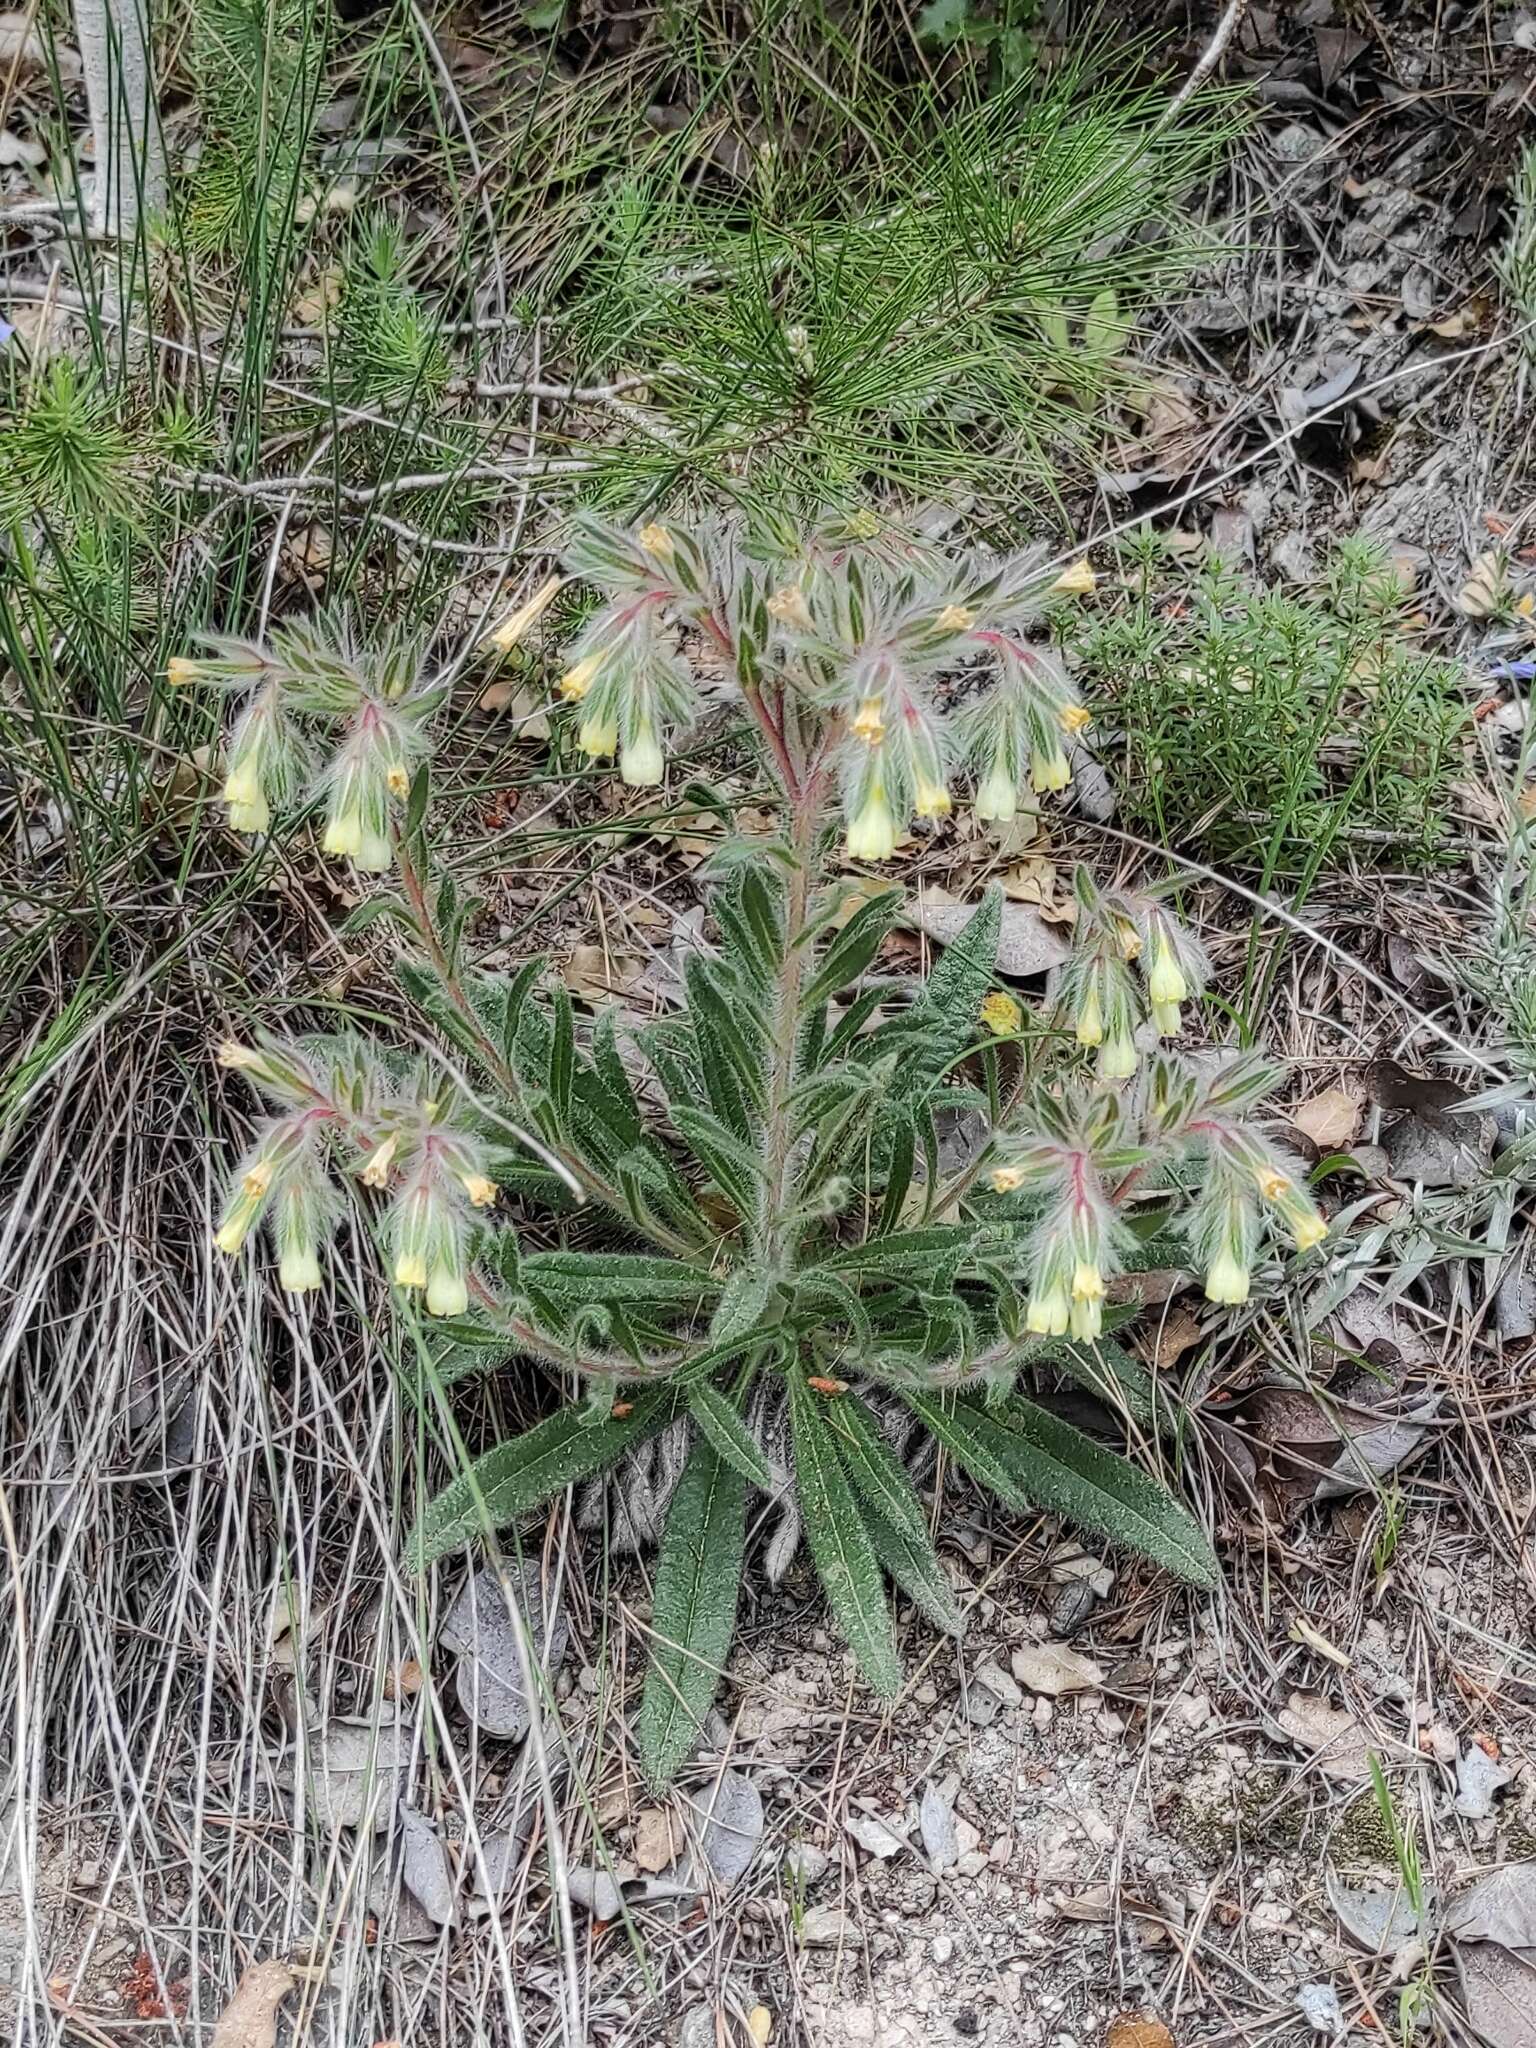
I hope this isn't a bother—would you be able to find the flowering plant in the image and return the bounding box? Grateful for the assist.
[186,511,1331,1787]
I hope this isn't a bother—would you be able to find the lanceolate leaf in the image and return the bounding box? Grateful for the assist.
[409,1391,669,1568]
[800,888,902,1013]
[902,1390,1031,1510]
[638,1438,748,1789]
[789,1376,900,1698]
[686,1382,774,1489]
[825,1394,930,1548]
[860,1501,964,1637]
[518,1251,720,1310]
[991,1397,1218,1587]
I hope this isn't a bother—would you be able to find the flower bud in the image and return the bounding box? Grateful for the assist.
[461,1173,498,1208]
[213,1191,262,1255]
[845,782,897,862]
[1204,1247,1250,1305]
[1052,560,1096,596]
[395,1251,428,1288]
[1151,998,1182,1037]
[1074,985,1104,1048]
[1060,702,1092,734]
[1289,1209,1328,1251]
[620,721,665,787]
[1148,937,1188,1007]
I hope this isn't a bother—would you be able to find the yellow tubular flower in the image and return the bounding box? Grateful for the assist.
[980,992,1022,1036]
[1052,560,1096,596]
[1070,1295,1103,1339]
[462,1173,498,1208]
[488,574,561,653]
[1148,938,1188,1006]
[845,782,897,862]
[989,1165,1025,1193]
[637,523,673,557]
[1060,702,1092,734]
[361,1136,398,1190]
[974,761,1017,823]
[766,585,813,631]
[426,1265,469,1318]
[1204,1247,1250,1305]
[223,760,269,831]
[166,656,202,686]
[1101,1034,1138,1082]
[1071,1262,1105,1302]
[1152,998,1182,1037]
[323,812,362,858]
[936,604,975,632]
[1074,985,1104,1048]
[1288,1207,1328,1252]
[279,1245,323,1292]
[217,1041,261,1071]
[1026,1286,1071,1336]
[386,763,410,797]
[914,777,952,819]
[578,713,619,758]
[620,723,665,787]
[395,1251,428,1289]
[1255,1165,1290,1202]
[558,652,605,702]
[214,1211,254,1255]
[851,696,886,744]
[1115,919,1142,960]
[242,1158,274,1197]
[1031,747,1071,794]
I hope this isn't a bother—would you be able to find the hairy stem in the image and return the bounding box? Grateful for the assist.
[757,766,827,1266]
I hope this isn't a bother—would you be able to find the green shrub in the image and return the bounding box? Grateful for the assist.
[1075,536,1468,876]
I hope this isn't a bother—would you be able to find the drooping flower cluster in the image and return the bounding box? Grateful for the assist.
[169,615,443,871]
[524,509,1096,854]
[211,1035,498,1314]
[1056,869,1211,1079]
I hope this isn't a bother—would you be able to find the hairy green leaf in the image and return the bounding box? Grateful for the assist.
[410,1391,669,1567]
[825,1394,930,1548]
[686,1382,774,1488]
[789,1377,900,1697]
[518,1250,720,1309]
[638,1438,747,1788]
[861,1500,964,1636]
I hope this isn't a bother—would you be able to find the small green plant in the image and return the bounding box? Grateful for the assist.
[1496,139,1536,362]
[1075,536,1468,875]
[185,511,1335,1788]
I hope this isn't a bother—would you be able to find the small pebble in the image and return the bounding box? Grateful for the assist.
[933,1934,955,1964]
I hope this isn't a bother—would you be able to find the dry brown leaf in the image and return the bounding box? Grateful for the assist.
[1011,1642,1104,1696]
[1150,1305,1203,1371]
[383,1659,423,1700]
[1107,2019,1175,2048]
[1277,1692,1373,1781]
[562,944,637,1003]
[631,1807,679,1874]
[211,1961,317,2048]
[747,2008,774,2046]
[1292,1086,1362,1150]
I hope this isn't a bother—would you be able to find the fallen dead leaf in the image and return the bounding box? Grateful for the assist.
[1447,1863,1536,1949]
[1106,2019,1174,2048]
[908,894,1069,979]
[212,1961,319,2048]
[1011,1642,1105,1696]
[1278,1692,1374,1782]
[1150,1304,1203,1371]
[1292,1086,1362,1150]
[631,1807,679,1874]
[1457,1942,1536,2048]
[562,943,638,1003]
